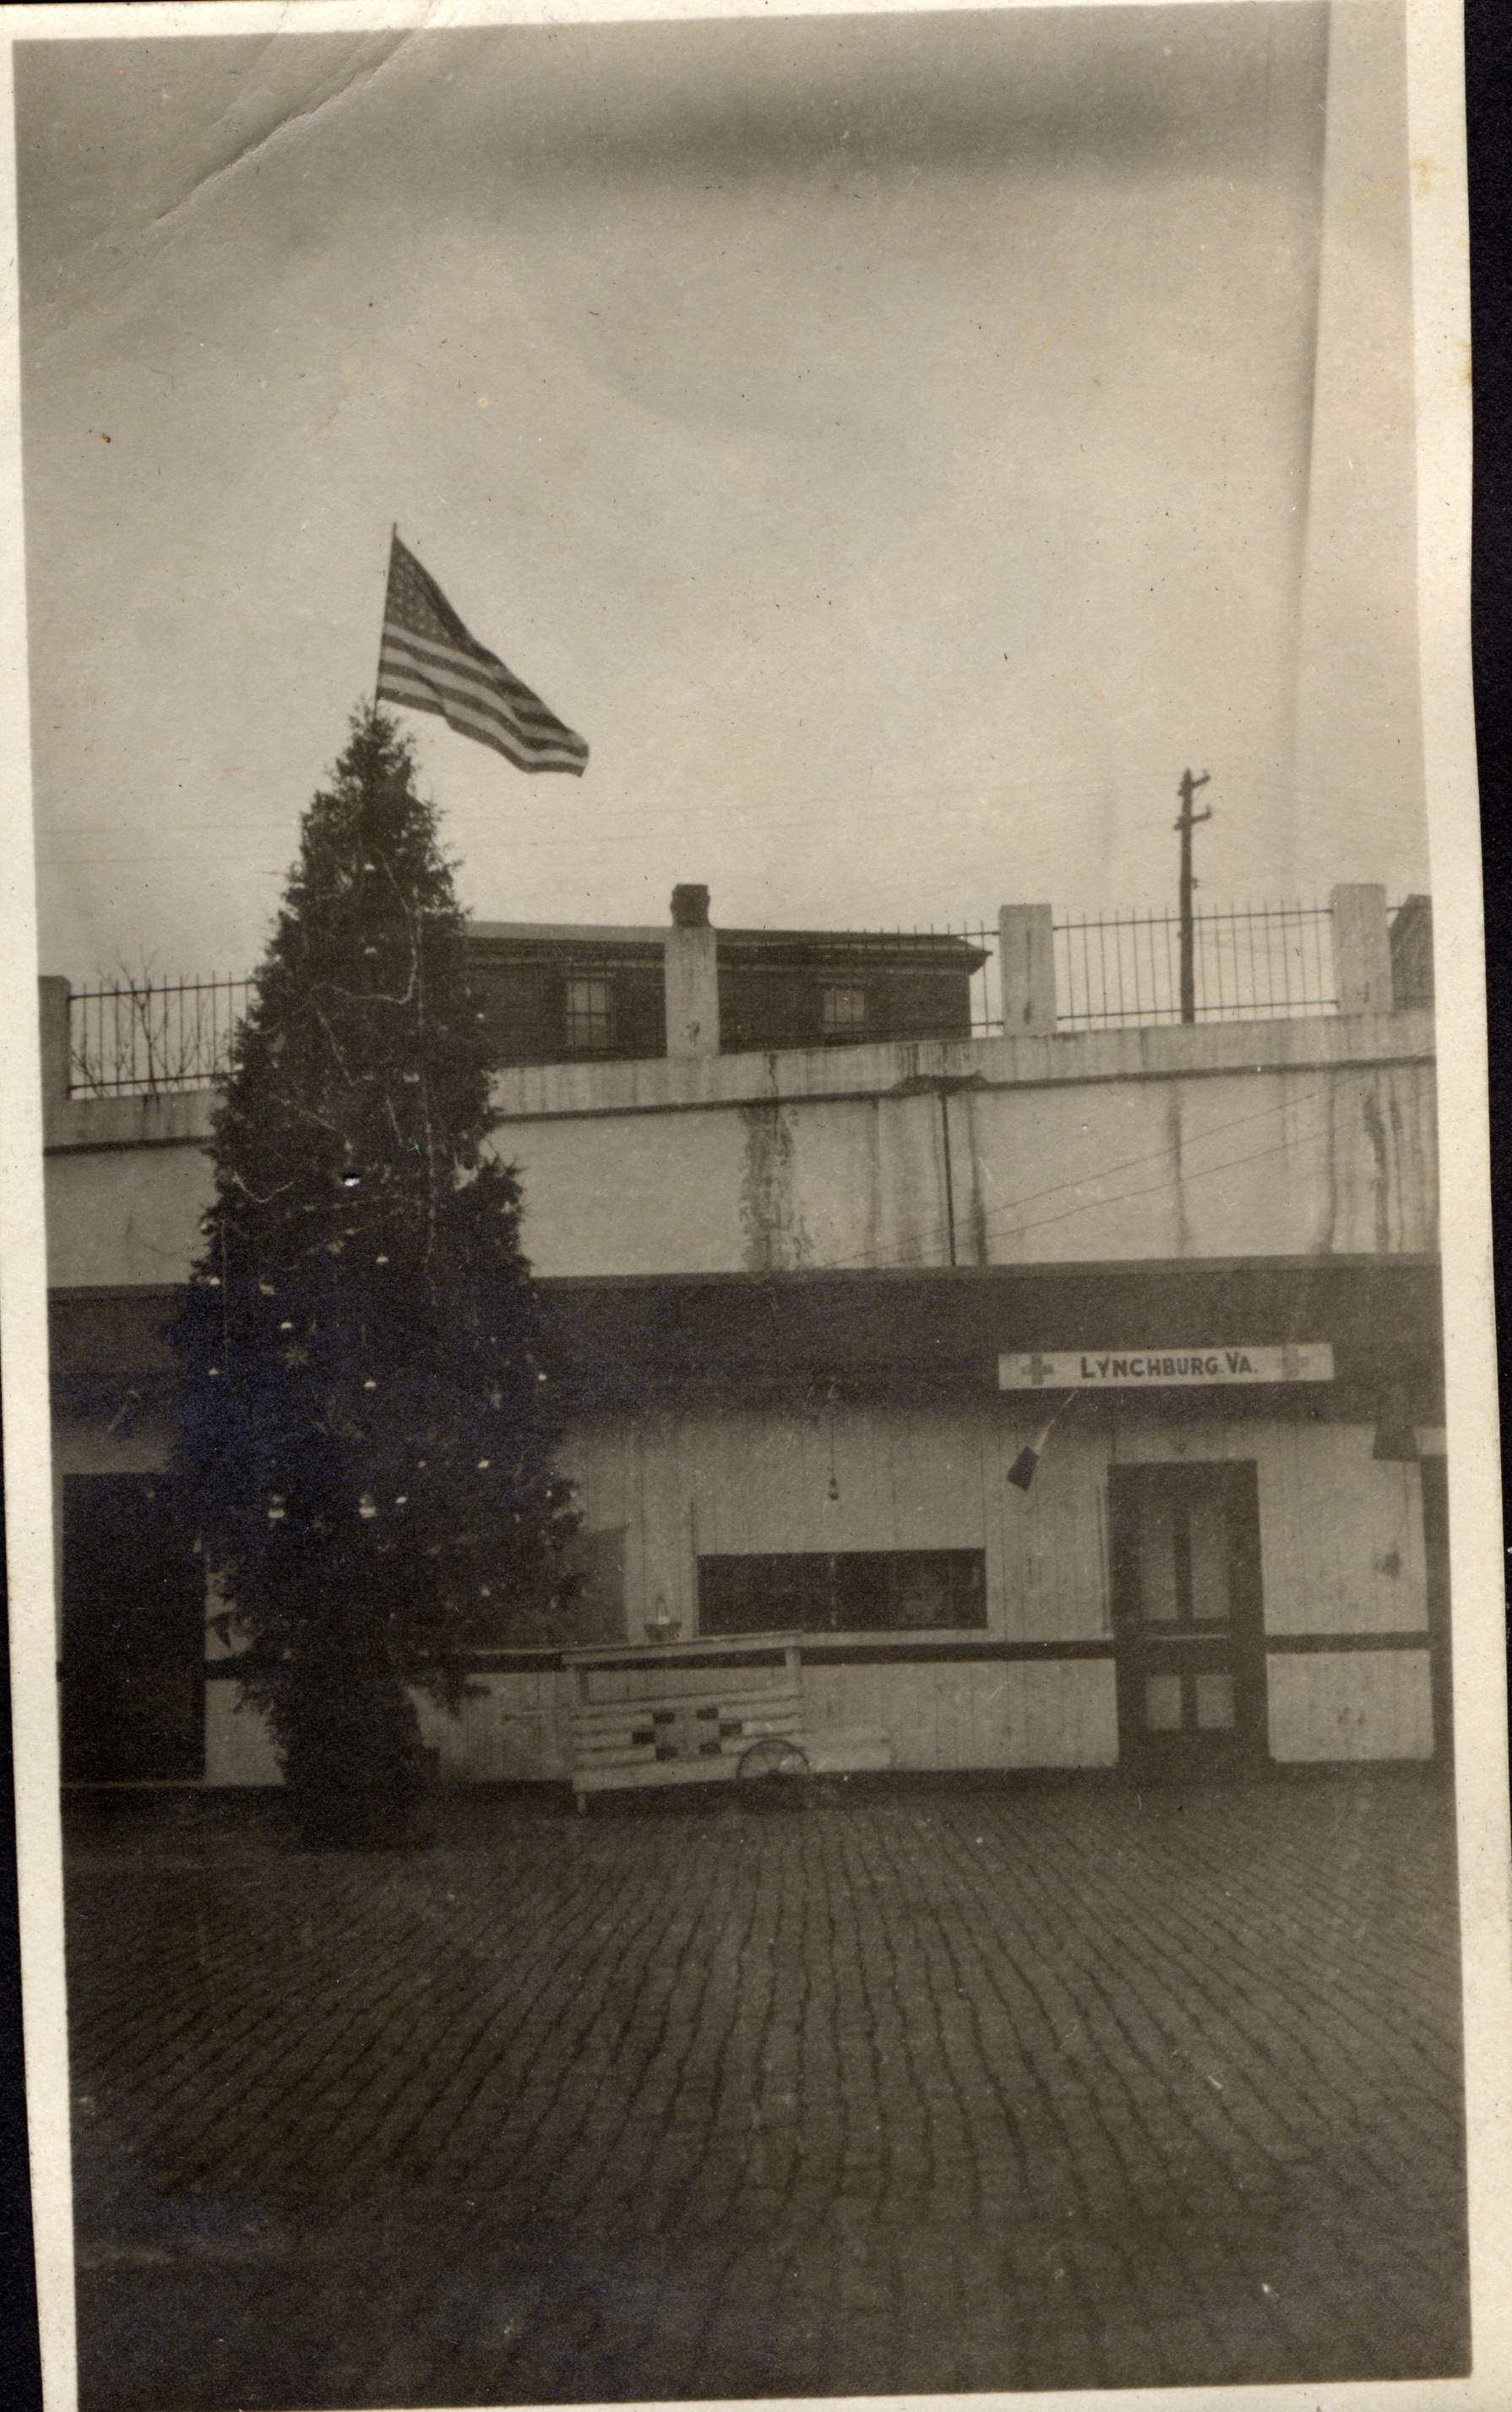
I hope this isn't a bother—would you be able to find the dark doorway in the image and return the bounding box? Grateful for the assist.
[61,1474,204,1783]
[1108,1462,1265,1780]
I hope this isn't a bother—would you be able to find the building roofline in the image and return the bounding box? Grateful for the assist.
[470,922,666,947]
[468,920,984,955]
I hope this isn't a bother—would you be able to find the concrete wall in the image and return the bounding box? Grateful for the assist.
[46,1008,1437,1289]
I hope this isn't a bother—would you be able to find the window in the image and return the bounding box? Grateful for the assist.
[699,1549,986,1636]
[821,984,868,1039]
[564,975,614,1053]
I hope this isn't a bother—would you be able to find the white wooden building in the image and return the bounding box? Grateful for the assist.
[43,883,1447,1791]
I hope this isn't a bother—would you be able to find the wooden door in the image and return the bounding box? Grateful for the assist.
[1108,1462,1265,1780]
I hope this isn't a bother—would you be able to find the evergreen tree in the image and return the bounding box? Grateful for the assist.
[171,708,576,1843]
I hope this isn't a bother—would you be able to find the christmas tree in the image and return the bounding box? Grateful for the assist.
[170,707,577,1843]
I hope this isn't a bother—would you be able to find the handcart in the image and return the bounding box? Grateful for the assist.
[568,1635,811,1810]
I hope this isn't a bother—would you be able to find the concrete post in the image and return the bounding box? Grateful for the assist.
[997,904,1058,1035]
[38,976,71,1106]
[1330,884,1392,1014]
[664,885,721,1058]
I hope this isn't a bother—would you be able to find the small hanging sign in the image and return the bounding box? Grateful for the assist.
[998,1342,1335,1391]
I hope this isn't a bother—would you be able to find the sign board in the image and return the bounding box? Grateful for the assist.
[998,1343,1335,1391]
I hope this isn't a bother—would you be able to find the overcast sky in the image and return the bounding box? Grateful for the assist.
[17,3,1423,985]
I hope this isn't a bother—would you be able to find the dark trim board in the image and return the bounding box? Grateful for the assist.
[44,1132,209,1157]
[204,1631,1437,1678]
[798,1637,1114,1667]
[1264,1631,1434,1652]
[204,1637,1118,1678]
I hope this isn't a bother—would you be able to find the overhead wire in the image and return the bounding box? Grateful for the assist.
[809,1088,1334,1273]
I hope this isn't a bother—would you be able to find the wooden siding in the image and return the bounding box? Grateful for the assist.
[70,1391,1439,1787]
[560,1403,1432,1651]
[1001,1661,1119,1767]
[798,1658,1117,1771]
[1265,1649,1434,1761]
[561,1403,1008,1640]
[415,1672,574,1783]
[1109,1412,1429,1635]
[408,1656,1118,1781]
[204,1684,283,1785]
[210,1644,1439,1786]
[202,1672,576,1789]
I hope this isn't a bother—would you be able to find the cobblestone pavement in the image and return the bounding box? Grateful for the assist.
[66,1772,1467,2408]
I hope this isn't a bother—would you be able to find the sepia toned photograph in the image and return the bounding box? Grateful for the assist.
[2,2,1504,2407]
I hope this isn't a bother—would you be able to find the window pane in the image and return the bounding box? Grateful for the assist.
[1145,1673,1183,1732]
[565,976,613,1051]
[1187,1500,1232,1624]
[1194,1670,1236,1729]
[1135,1496,1181,1624]
[893,1552,963,1629]
[699,1554,829,1636]
[832,1554,891,1629]
[699,1549,986,1636]
[821,985,867,1033]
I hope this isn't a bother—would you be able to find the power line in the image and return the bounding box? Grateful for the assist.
[851,1117,1336,1273]
[812,1088,1326,1273]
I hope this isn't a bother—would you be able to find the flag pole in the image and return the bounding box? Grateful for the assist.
[1006,1387,1081,1492]
[376,523,397,702]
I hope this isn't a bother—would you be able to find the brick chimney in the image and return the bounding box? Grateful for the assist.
[664,885,720,1057]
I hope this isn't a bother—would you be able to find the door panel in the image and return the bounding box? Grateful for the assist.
[1109,1462,1265,1780]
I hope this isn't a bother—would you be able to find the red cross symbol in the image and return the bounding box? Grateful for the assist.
[1027,1354,1054,1386]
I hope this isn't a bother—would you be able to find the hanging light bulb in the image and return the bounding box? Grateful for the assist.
[828,1471,840,1504]
[267,1495,286,1525]
[358,1494,378,1521]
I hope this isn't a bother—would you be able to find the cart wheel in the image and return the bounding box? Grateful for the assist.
[737,1736,810,1795]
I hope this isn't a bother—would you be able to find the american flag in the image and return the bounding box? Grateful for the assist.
[377,533,589,775]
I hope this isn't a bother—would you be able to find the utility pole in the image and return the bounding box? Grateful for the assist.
[1174,768,1212,1024]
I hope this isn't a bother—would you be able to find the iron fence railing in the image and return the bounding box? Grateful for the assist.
[1051,903,1336,1030]
[69,976,253,1097]
[66,898,1379,1091]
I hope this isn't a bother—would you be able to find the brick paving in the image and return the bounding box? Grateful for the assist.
[65,1772,1467,2408]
